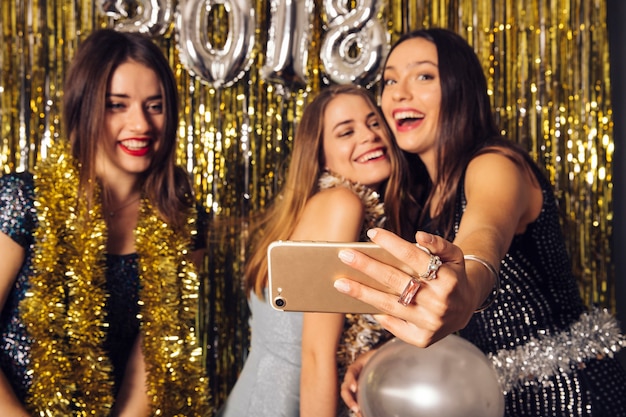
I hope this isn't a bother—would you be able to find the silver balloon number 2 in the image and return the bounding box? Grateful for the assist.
[99,0,388,89]
[177,0,256,88]
[99,0,175,36]
[320,0,388,87]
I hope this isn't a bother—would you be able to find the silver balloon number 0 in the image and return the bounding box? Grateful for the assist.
[320,0,388,87]
[177,0,256,88]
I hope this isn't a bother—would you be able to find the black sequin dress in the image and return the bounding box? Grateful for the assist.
[441,164,626,416]
[0,172,205,404]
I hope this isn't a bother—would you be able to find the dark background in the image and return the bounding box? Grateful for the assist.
[607,0,626,366]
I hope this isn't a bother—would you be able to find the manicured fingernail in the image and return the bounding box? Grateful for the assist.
[338,249,355,263]
[417,230,433,243]
[366,228,378,239]
[334,279,351,293]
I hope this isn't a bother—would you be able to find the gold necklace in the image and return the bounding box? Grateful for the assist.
[106,195,141,217]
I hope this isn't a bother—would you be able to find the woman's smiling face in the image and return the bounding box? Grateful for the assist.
[381,37,442,162]
[321,93,392,190]
[96,59,165,183]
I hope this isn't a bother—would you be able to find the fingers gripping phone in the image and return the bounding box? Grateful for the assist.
[267,240,415,314]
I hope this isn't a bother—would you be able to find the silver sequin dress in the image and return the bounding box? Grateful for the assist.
[217,171,390,417]
[445,164,626,416]
[216,289,303,417]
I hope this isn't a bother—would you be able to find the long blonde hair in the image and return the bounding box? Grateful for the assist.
[244,84,409,298]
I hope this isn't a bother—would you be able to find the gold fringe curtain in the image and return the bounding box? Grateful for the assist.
[0,0,613,409]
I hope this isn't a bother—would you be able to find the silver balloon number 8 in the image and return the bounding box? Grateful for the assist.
[98,0,388,90]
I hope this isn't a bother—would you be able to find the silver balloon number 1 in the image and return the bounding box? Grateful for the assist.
[261,0,314,93]
[99,0,388,89]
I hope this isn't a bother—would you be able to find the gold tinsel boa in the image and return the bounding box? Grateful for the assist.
[317,170,386,239]
[19,142,210,416]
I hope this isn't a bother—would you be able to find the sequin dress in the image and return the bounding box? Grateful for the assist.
[444,164,626,416]
[217,171,390,417]
[0,172,205,404]
[216,289,304,417]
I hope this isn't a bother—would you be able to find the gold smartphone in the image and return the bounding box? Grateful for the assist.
[267,240,415,314]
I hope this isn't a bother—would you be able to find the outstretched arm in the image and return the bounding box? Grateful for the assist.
[334,153,542,347]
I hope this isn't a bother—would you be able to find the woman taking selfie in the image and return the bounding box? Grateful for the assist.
[336,28,626,416]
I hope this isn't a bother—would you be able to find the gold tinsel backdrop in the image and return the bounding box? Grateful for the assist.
[0,0,613,409]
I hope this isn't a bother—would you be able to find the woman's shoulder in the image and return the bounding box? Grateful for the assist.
[0,171,34,187]
[307,186,366,213]
[292,187,366,241]
[466,147,535,181]
[0,171,35,203]
[0,171,36,248]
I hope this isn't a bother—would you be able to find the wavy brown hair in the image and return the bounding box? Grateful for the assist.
[244,84,412,298]
[63,29,193,234]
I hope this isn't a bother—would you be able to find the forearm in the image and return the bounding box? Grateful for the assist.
[0,370,29,416]
[300,354,339,417]
[300,312,343,417]
[451,226,504,311]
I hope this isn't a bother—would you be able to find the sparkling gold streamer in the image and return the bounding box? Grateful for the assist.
[21,141,210,415]
[23,142,113,415]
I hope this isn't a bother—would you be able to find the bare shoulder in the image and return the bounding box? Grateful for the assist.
[291,187,366,241]
[306,186,365,212]
[0,232,25,310]
[466,151,525,176]
[463,149,542,232]
[465,150,537,192]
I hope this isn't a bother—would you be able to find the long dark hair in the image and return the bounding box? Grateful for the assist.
[63,29,193,233]
[384,28,535,238]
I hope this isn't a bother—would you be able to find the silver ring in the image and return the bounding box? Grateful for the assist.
[397,245,443,306]
[419,254,442,281]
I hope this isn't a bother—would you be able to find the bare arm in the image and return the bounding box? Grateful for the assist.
[334,152,543,347]
[300,312,344,417]
[294,188,365,417]
[0,232,30,416]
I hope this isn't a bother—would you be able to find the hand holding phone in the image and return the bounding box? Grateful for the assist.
[267,240,415,313]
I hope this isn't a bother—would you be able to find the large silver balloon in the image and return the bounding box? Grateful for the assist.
[261,0,314,94]
[176,0,255,88]
[357,336,505,417]
[99,0,174,36]
[320,0,388,87]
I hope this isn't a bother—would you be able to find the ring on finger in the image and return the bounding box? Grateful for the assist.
[398,277,421,306]
[419,254,442,281]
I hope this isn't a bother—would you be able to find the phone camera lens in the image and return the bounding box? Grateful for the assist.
[274,297,286,308]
